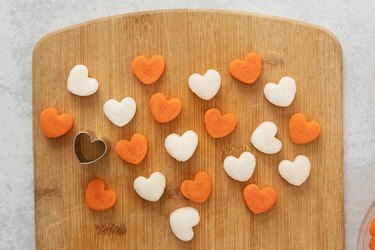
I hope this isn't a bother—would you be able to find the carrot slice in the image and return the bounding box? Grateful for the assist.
[116,133,148,164]
[229,52,262,84]
[370,236,375,250]
[180,171,212,203]
[40,107,73,138]
[149,92,182,123]
[85,178,116,211]
[243,184,276,214]
[204,108,236,138]
[371,218,375,250]
[289,113,321,144]
[371,217,375,236]
[132,55,165,84]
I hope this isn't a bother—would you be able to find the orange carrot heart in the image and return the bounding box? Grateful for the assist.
[150,92,182,123]
[180,171,212,203]
[229,52,262,84]
[204,108,237,138]
[370,217,375,236]
[370,236,375,250]
[243,184,276,214]
[85,178,116,211]
[371,218,375,250]
[40,107,73,138]
[132,55,165,84]
[116,133,148,164]
[289,113,321,144]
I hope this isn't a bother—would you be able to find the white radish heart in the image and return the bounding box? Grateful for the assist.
[278,155,311,186]
[103,97,136,127]
[251,121,282,154]
[223,152,256,182]
[188,69,221,100]
[165,130,198,162]
[67,65,99,96]
[264,76,296,107]
[170,207,200,241]
[133,172,166,202]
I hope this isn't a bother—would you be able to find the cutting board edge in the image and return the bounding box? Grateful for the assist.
[31,9,342,60]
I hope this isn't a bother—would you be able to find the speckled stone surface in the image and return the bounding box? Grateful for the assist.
[1,1,374,249]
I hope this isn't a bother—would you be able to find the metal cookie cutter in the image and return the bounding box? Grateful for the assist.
[73,131,111,165]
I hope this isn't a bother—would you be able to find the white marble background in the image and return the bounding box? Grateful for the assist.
[0,0,374,249]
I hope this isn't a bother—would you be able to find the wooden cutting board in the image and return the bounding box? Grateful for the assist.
[32,10,344,249]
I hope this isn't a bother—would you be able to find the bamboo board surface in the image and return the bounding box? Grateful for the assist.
[32,10,344,249]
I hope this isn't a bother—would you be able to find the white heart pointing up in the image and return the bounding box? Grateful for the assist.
[188,69,221,100]
[223,152,256,182]
[251,121,282,154]
[133,172,166,202]
[170,207,200,241]
[165,130,198,162]
[264,76,296,107]
[103,97,136,127]
[67,64,99,96]
[278,155,311,186]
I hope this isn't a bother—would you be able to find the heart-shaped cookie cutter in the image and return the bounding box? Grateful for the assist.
[73,131,110,165]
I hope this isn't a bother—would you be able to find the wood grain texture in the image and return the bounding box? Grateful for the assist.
[32,10,343,249]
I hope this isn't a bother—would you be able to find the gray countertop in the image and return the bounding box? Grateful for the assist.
[1,1,374,249]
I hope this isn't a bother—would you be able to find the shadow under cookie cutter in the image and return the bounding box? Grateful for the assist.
[73,130,111,165]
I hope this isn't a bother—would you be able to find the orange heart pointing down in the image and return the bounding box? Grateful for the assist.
[181,171,213,203]
[40,107,73,138]
[229,52,262,84]
[149,92,182,123]
[116,133,148,164]
[204,108,237,138]
[289,113,321,144]
[243,184,276,214]
[85,178,117,211]
[132,55,165,84]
